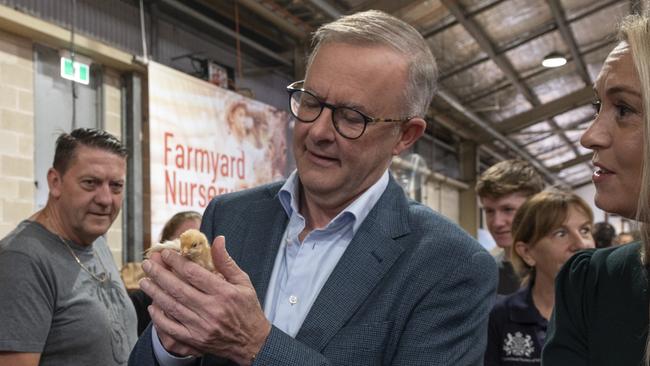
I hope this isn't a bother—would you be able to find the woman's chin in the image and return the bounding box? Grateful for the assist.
[595,197,638,220]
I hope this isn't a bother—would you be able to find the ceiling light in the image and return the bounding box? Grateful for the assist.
[542,52,567,68]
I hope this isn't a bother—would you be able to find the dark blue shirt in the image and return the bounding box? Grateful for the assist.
[485,285,548,366]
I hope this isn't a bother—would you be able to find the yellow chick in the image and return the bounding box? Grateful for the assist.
[145,229,214,272]
[179,229,214,272]
[145,239,180,257]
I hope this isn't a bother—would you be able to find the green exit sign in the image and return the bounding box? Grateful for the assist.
[60,57,90,85]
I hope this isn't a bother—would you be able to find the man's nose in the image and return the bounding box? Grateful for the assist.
[493,212,507,227]
[94,184,112,206]
[308,106,336,141]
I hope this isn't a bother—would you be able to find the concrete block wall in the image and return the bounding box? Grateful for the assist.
[0,29,127,269]
[0,29,34,239]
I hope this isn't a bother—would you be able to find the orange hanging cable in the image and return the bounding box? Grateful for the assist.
[234,0,243,83]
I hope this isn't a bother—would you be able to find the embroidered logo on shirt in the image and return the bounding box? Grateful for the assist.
[503,331,535,357]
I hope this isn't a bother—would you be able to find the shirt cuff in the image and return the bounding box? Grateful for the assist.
[152,326,198,366]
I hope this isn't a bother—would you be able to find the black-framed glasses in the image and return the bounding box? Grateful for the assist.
[286,80,413,140]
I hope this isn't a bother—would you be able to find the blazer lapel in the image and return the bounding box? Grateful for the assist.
[295,178,410,350]
[234,186,288,305]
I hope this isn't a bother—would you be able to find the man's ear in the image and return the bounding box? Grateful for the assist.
[47,168,63,199]
[514,241,536,267]
[392,117,426,156]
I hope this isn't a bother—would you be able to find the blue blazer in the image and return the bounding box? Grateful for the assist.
[129,177,497,365]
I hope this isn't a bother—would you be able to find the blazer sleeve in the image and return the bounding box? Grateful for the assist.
[128,324,160,366]
[541,250,594,366]
[251,326,331,365]
[391,249,498,365]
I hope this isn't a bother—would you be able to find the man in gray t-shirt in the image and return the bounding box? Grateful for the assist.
[0,128,137,366]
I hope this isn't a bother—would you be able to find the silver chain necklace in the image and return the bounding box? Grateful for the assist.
[57,235,109,283]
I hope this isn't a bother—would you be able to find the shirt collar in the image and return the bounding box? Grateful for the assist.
[278,169,390,235]
[507,284,548,326]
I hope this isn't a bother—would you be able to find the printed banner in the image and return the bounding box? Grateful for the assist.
[148,62,289,244]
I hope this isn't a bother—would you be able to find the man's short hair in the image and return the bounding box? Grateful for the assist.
[306,10,438,118]
[593,222,616,249]
[53,128,127,174]
[476,159,545,199]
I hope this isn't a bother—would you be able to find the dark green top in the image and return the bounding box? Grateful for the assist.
[542,242,649,366]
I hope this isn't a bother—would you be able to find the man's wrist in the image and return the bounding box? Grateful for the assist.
[152,326,198,366]
[240,320,271,366]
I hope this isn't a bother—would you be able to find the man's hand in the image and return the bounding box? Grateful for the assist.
[141,236,272,365]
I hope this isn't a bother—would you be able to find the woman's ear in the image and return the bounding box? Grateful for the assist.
[514,241,536,267]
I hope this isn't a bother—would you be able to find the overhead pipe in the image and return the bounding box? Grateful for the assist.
[160,0,292,67]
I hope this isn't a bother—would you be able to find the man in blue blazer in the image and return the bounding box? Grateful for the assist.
[131,9,497,366]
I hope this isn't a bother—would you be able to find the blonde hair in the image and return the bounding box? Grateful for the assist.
[510,190,593,285]
[618,13,650,365]
[306,10,437,118]
[619,15,650,261]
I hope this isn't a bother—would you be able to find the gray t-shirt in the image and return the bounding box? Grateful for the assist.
[0,220,137,365]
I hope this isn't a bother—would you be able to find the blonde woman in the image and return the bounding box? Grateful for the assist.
[485,190,594,365]
[542,13,650,365]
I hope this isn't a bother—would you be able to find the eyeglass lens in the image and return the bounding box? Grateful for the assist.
[290,90,367,139]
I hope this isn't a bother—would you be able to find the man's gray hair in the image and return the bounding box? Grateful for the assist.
[306,10,438,118]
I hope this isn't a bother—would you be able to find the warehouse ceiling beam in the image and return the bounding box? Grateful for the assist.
[428,107,510,164]
[437,88,566,186]
[160,0,293,67]
[0,4,143,72]
[216,0,312,41]
[429,108,483,141]
[442,0,580,173]
[421,0,506,39]
[439,21,557,81]
[547,0,591,85]
[571,177,595,189]
[441,0,537,104]
[439,0,620,82]
[464,37,615,105]
[305,0,342,19]
[549,153,592,173]
[352,0,422,15]
[492,86,594,136]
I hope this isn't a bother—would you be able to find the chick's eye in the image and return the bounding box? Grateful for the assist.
[192,242,198,248]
